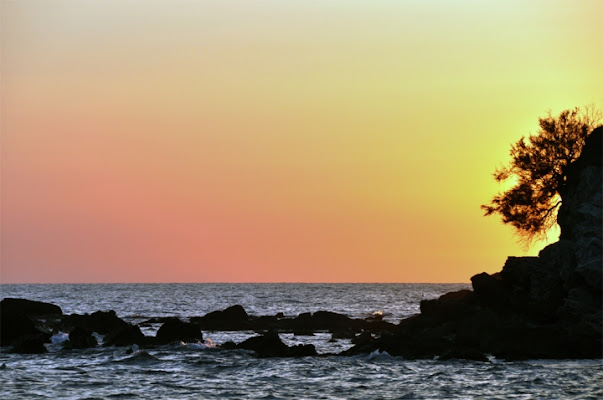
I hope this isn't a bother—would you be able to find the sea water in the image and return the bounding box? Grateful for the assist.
[1,283,601,399]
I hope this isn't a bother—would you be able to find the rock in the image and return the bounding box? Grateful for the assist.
[1,298,62,317]
[233,331,317,357]
[420,290,477,317]
[0,313,45,346]
[103,324,145,347]
[155,318,203,344]
[330,328,357,340]
[470,273,508,309]
[293,328,314,336]
[288,344,318,357]
[0,298,59,347]
[66,327,97,349]
[347,125,603,360]
[63,310,128,335]
[10,335,48,354]
[237,331,289,357]
[192,305,249,330]
[351,332,373,346]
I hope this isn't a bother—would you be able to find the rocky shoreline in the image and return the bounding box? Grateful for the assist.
[2,128,601,361]
[1,297,396,358]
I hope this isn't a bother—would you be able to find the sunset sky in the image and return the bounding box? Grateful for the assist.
[2,0,602,283]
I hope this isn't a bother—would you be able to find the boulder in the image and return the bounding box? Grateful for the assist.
[1,298,62,317]
[103,324,145,347]
[155,318,203,344]
[0,313,45,346]
[237,331,289,357]
[192,305,249,330]
[63,310,128,334]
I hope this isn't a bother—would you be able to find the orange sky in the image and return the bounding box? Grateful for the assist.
[1,1,602,283]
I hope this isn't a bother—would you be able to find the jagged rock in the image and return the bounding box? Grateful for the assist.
[155,318,203,344]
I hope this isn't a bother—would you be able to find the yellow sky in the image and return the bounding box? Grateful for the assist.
[1,0,602,283]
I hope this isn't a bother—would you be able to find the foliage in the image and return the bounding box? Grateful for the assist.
[482,106,601,244]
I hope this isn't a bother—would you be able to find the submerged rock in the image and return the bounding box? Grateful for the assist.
[234,331,317,358]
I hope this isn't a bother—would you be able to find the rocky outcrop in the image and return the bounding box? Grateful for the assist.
[155,318,203,344]
[0,298,59,350]
[347,126,603,360]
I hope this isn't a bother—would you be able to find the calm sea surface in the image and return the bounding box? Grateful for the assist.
[1,283,601,399]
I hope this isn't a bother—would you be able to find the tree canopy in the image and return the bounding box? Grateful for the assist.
[482,107,601,244]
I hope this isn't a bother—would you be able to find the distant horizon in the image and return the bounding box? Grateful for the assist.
[2,0,601,284]
[0,280,469,285]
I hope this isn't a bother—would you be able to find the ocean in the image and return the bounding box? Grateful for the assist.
[1,283,601,399]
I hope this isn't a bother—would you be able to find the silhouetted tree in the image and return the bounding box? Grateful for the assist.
[482,106,601,244]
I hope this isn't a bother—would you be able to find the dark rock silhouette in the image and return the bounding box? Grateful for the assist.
[3,136,600,360]
[1,298,62,317]
[62,310,128,335]
[66,327,97,349]
[346,126,603,360]
[0,298,58,347]
[103,324,145,347]
[0,313,45,347]
[155,318,203,344]
[191,306,395,335]
[10,336,48,354]
[235,331,317,357]
[191,305,250,330]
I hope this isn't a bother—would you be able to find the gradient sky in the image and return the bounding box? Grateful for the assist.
[1,0,602,283]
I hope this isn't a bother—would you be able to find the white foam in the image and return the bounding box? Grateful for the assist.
[50,332,69,345]
[367,349,391,360]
